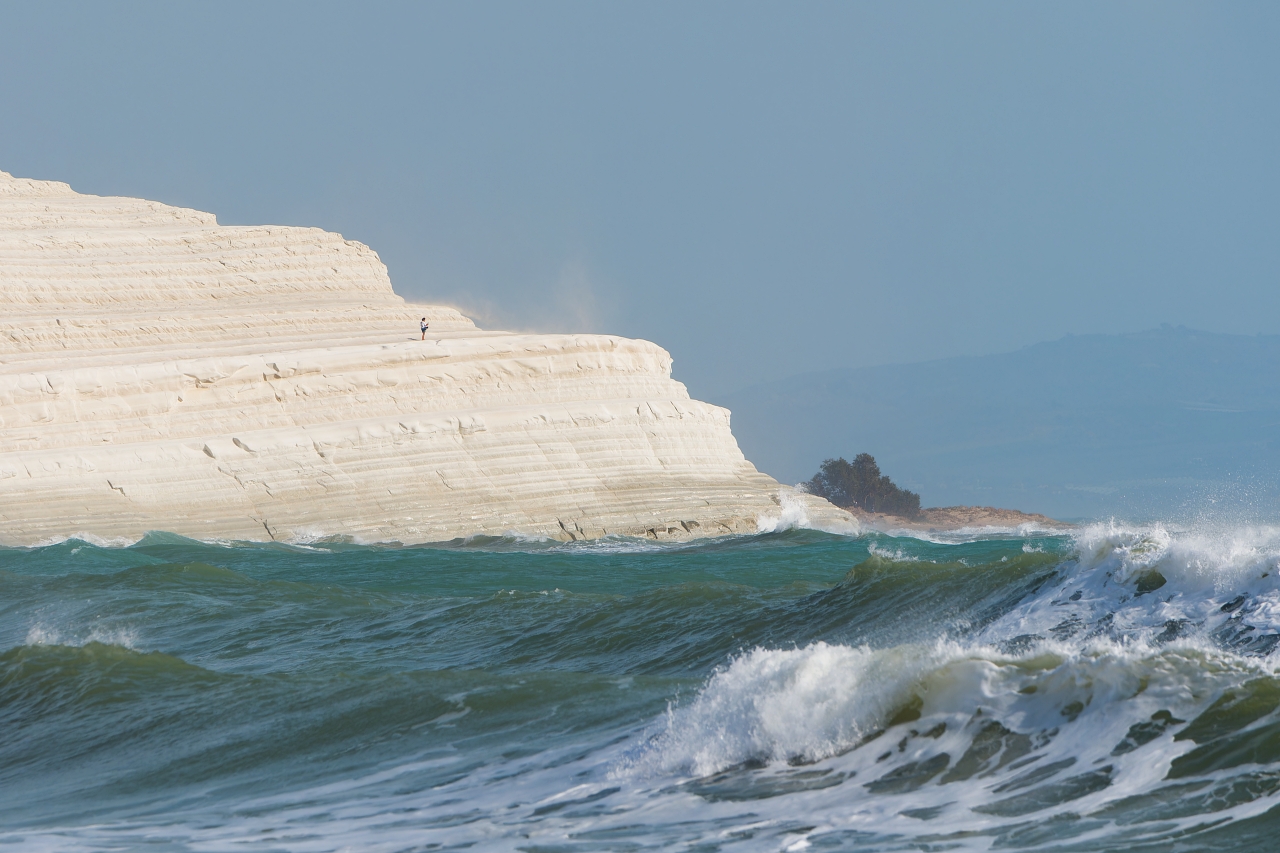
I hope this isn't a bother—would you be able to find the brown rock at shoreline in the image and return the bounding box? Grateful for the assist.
[848,505,1070,533]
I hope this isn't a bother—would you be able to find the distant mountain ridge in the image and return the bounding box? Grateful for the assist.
[718,326,1280,520]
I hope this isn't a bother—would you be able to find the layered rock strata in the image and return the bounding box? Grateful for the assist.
[0,170,850,544]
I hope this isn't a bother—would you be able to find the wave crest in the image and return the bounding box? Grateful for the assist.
[626,641,931,777]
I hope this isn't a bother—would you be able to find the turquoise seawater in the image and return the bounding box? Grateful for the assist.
[6,524,1280,851]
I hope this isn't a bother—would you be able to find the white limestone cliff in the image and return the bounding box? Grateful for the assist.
[0,170,855,545]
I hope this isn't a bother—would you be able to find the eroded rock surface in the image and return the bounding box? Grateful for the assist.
[0,170,850,544]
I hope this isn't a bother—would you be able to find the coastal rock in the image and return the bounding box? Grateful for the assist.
[847,505,1070,535]
[0,170,852,544]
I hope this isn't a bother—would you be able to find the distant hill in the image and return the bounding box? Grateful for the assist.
[717,327,1280,520]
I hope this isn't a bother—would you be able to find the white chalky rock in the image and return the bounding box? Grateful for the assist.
[0,170,853,545]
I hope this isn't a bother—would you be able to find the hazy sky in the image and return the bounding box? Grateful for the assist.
[2,1,1278,399]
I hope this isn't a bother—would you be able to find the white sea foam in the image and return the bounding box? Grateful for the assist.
[1072,519,1280,587]
[972,520,1280,654]
[883,521,1071,545]
[608,634,1274,842]
[27,531,143,549]
[553,535,672,554]
[588,522,1280,846]
[867,542,917,561]
[755,490,813,534]
[25,622,139,649]
[15,521,1280,852]
[624,642,931,777]
[756,489,861,536]
[51,634,1268,853]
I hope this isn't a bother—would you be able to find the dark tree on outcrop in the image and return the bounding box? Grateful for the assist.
[806,453,921,518]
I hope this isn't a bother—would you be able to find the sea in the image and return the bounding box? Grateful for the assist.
[6,518,1280,852]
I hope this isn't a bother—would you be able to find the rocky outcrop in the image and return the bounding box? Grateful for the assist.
[845,505,1069,535]
[0,170,851,544]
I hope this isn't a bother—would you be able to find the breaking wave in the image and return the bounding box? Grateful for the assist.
[7,520,1280,850]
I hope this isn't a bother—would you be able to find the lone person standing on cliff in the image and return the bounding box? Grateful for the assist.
[420,317,429,340]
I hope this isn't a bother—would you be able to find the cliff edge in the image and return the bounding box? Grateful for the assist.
[0,170,851,544]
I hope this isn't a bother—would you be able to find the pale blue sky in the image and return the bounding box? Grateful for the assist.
[2,1,1278,399]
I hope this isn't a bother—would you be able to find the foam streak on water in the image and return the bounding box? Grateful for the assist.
[5,523,1280,851]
